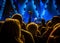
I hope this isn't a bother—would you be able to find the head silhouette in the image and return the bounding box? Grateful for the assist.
[51,16,60,27]
[12,14,22,23]
[26,22,38,36]
[1,18,21,38]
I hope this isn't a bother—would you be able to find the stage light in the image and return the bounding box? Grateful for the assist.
[41,10,46,18]
[40,0,49,18]
[53,0,60,15]
[0,0,6,20]
[10,0,18,14]
[1,0,59,23]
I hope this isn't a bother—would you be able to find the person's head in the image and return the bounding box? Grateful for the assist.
[51,16,60,27]
[12,14,22,23]
[1,18,21,38]
[26,22,38,35]
[52,16,60,22]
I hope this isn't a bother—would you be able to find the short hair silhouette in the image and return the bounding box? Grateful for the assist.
[12,14,22,23]
[51,16,60,27]
[1,18,21,43]
[26,22,38,36]
[12,14,26,30]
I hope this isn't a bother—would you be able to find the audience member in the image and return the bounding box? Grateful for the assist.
[1,18,22,43]
[12,14,26,30]
[26,22,41,43]
[0,14,60,43]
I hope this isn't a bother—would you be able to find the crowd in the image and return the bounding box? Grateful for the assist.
[0,14,60,43]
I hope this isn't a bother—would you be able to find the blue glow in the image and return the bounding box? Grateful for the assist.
[22,0,39,23]
[53,0,60,15]
[10,0,18,13]
[53,0,57,9]
[43,10,53,21]
[41,10,46,18]
[0,0,6,20]
[0,0,60,23]
[40,0,49,18]
[32,0,39,17]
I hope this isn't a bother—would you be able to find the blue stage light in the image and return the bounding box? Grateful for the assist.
[0,0,6,20]
[41,10,45,18]
[0,0,59,23]
[10,0,18,14]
